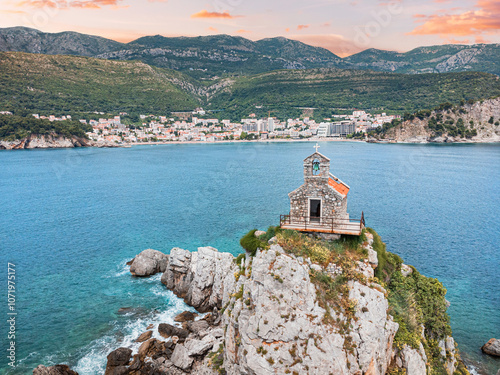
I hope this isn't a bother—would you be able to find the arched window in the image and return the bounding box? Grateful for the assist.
[312,158,320,175]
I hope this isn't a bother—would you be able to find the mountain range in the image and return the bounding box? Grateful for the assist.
[2,51,500,118]
[1,27,500,78]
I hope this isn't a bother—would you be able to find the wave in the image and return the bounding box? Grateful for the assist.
[72,277,194,375]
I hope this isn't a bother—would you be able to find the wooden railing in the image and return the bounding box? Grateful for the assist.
[280,211,365,233]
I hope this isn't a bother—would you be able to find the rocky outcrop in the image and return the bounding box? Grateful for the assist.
[481,338,500,357]
[161,246,235,312]
[104,347,132,375]
[100,313,222,375]
[35,234,468,375]
[371,97,500,143]
[129,249,169,277]
[221,245,397,375]
[0,134,119,150]
[33,365,79,375]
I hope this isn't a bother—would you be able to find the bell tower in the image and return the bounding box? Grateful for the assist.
[303,143,330,179]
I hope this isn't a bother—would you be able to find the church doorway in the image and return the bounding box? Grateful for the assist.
[309,199,321,223]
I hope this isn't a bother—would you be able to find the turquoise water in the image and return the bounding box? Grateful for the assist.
[0,142,498,374]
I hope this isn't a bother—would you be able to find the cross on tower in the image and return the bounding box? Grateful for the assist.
[314,143,320,153]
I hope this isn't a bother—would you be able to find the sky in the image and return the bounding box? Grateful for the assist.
[1,0,499,57]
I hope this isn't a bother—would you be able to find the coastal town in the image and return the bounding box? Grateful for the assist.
[1,109,399,144]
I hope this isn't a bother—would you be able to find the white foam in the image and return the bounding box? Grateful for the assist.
[104,258,131,278]
[73,281,192,375]
[466,364,480,375]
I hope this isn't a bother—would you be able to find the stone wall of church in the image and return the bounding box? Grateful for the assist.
[288,178,348,223]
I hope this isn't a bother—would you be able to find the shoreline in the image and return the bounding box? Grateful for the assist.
[127,138,365,146]
[2,137,500,150]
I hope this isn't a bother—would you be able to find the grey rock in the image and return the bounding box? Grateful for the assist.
[268,236,277,244]
[254,230,266,237]
[482,338,500,357]
[401,264,413,277]
[186,319,210,335]
[171,344,194,370]
[161,246,236,312]
[130,249,169,276]
[400,343,427,375]
[356,260,374,279]
[184,337,214,356]
[310,263,322,272]
[368,248,378,266]
[33,365,79,375]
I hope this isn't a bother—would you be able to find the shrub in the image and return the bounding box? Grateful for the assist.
[240,229,266,256]
[367,228,402,282]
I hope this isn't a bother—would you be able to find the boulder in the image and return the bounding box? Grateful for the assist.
[174,311,198,322]
[254,230,266,237]
[367,247,378,266]
[33,365,79,375]
[130,249,169,277]
[104,347,132,375]
[170,344,193,370]
[184,337,214,356]
[482,338,500,357]
[138,338,156,360]
[185,319,210,336]
[268,236,277,244]
[105,347,132,367]
[158,323,189,339]
[104,366,128,375]
[135,330,153,343]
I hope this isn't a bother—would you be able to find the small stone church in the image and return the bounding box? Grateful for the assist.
[280,145,364,236]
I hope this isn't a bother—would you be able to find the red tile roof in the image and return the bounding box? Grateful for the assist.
[329,177,350,196]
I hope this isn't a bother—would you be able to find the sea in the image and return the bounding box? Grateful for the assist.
[0,141,498,374]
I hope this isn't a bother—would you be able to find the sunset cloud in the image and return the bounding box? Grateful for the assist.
[291,34,365,57]
[191,10,240,19]
[297,24,309,30]
[207,26,218,32]
[17,0,125,9]
[236,29,250,33]
[410,0,500,37]
[0,9,26,13]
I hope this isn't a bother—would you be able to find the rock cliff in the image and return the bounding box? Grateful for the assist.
[34,228,470,375]
[371,97,500,143]
[0,133,119,149]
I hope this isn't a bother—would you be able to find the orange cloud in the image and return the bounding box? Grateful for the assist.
[0,9,26,13]
[446,37,470,44]
[207,26,218,32]
[191,10,240,19]
[297,24,309,30]
[285,28,290,32]
[291,34,365,57]
[410,0,500,37]
[236,29,250,33]
[17,0,125,9]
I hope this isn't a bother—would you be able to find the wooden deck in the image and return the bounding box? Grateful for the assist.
[280,213,365,236]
